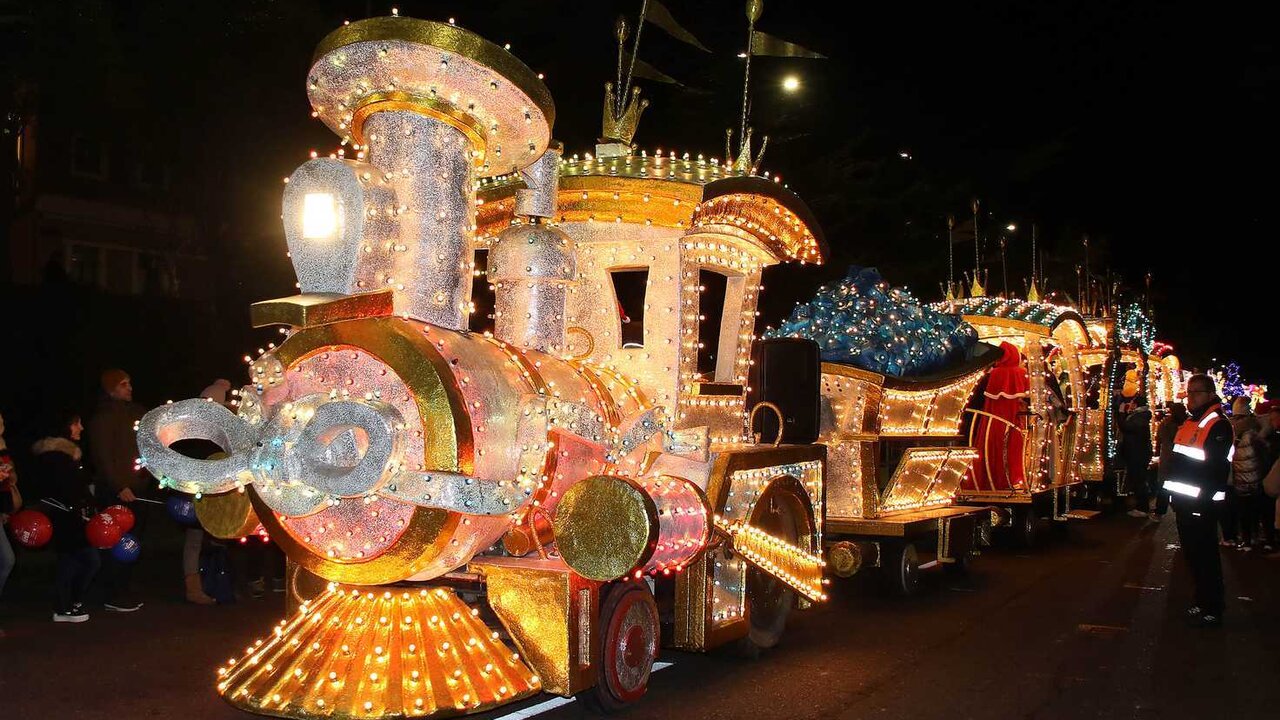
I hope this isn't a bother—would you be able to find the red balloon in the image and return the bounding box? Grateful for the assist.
[8,509,53,549]
[103,504,136,534]
[86,512,124,549]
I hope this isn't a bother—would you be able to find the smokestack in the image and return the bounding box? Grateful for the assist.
[281,16,554,330]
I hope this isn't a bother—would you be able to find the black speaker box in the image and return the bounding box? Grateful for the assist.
[746,337,821,444]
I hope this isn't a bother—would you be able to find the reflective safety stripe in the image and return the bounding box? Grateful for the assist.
[1228,445,1236,462]
[1164,480,1202,498]
[1198,411,1220,429]
[1211,491,1226,502]
[1173,443,1206,461]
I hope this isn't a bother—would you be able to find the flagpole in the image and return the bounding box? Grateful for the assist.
[972,199,980,279]
[620,0,650,115]
[946,215,955,294]
[1031,223,1037,287]
[615,16,628,108]
[740,0,764,146]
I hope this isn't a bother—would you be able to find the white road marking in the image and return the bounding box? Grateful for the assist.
[489,662,675,720]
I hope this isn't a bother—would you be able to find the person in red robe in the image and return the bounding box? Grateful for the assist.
[968,342,1030,490]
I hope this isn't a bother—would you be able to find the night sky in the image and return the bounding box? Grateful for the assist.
[8,1,1275,390]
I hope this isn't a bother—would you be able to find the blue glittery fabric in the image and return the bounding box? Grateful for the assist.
[765,266,978,377]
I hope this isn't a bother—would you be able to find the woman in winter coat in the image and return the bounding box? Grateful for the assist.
[1230,411,1268,549]
[32,412,100,622]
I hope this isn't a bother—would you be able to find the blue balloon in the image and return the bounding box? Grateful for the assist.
[167,495,198,525]
[111,533,141,563]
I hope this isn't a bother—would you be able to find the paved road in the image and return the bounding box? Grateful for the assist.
[3,514,1278,720]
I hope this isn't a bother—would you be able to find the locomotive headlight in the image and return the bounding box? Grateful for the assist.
[302,192,338,240]
[281,158,394,296]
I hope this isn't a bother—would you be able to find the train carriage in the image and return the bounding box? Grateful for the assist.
[940,297,1101,542]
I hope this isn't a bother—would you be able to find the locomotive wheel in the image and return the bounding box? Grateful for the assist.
[737,490,805,657]
[581,582,660,713]
[883,541,920,596]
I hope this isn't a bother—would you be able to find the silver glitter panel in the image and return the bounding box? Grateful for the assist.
[366,111,474,329]
[491,216,576,353]
[489,224,576,281]
[561,223,685,414]
[494,283,569,354]
[382,469,530,516]
[270,395,404,499]
[547,399,606,445]
[608,407,665,463]
[136,399,256,495]
[514,147,560,218]
[307,37,551,178]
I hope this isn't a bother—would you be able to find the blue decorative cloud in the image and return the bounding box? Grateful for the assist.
[765,266,978,377]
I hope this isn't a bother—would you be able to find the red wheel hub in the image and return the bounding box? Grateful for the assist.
[622,625,646,668]
[602,587,658,704]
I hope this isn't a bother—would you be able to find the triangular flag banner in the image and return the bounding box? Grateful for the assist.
[645,0,711,52]
[628,56,682,85]
[750,30,826,59]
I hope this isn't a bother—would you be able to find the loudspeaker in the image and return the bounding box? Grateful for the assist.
[747,338,821,444]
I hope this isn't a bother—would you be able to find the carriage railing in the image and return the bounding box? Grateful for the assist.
[964,408,1038,494]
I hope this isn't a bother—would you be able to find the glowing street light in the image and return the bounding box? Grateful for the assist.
[1006,223,1017,232]
[782,75,800,92]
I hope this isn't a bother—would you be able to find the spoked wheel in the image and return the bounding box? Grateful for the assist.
[737,488,807,657]
[581,582,660,713]
[883,541,920,596]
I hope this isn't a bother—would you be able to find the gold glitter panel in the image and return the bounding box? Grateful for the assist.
[249,291,395,329]
[474,556,599,696]
[553,476,658,582]
[195,488,261,540]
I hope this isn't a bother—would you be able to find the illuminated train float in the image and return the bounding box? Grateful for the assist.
[132,15,1178,720]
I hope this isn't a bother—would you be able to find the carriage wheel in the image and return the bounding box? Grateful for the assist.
[581,582,660,712]
[737,488,807,657]
[883,541,921,596]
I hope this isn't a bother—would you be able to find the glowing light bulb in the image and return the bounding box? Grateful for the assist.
[301,192,338,239]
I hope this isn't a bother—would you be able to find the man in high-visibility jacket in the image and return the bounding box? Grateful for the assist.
[1162,374,1234,626]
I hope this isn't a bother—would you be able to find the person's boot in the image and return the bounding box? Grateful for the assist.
[185,573,216,605]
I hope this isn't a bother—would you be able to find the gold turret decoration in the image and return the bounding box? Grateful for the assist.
[601,81,649,148]
[726,126,767,174]
[599,2,706,156]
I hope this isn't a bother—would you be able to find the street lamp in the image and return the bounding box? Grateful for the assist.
[782,75,800,92]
